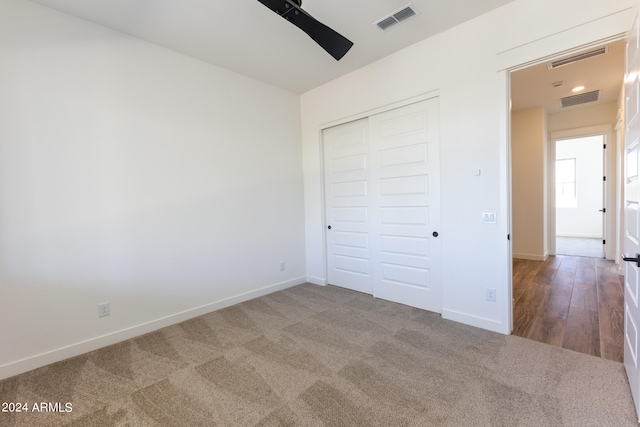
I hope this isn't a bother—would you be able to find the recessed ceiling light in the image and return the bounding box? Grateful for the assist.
[572,86,585,92]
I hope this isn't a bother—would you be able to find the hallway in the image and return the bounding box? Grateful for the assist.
[513,255,624,362]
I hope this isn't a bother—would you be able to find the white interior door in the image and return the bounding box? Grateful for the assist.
[624,12,640,422]
[324,98,442,313]
[324,118,373,294]
[369,99,442,312]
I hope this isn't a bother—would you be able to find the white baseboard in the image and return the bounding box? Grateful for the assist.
[442,308,509,335]
[0,276,306,381]
[512,252,548,261]
[306,276,328,286]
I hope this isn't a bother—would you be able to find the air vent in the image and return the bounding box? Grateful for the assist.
[561,90,600,108]
[374,4,419,31]
[548,47,609,69]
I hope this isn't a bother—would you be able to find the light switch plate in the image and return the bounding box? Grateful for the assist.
[482,212,497,224]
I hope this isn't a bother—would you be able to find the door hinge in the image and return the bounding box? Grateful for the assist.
[604,143,607,149]
[508,234,510,241]
[603,239,606,245]
[603,176,606,181]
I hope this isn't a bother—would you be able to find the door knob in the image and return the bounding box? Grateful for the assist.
[623,253,640,267]
[328,225,331,230]
[432,231,439,237]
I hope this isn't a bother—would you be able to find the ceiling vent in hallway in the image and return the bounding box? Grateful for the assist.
[561,90,600,108]
[547,46,609,69]
[374,4,419,31]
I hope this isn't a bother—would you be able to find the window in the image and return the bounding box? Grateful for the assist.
[556,158,576,208]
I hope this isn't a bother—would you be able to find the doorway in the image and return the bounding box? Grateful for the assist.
[554,135,605,258]
[509,40,625,360]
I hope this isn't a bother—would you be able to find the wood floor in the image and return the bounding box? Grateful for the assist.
[513,255,624,362]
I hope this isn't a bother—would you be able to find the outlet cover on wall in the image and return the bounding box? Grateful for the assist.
[485,288,496,302]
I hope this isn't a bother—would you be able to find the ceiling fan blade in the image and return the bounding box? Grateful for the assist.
[286,6,353,60]
[257,0,354,61]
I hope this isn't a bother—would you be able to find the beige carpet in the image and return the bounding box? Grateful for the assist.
[0,283,637,426]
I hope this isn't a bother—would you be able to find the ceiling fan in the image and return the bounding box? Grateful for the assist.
[257,0,354,61]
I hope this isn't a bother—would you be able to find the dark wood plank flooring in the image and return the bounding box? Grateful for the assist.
[513,255,624,362]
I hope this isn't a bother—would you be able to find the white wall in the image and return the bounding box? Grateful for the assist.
[556,136,604,238]
[0,0,305,379]
[301,0,635,334]
[511,107,548,260]
[548,101,619,131]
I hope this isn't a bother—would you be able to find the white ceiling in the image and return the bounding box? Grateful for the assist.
[30,0,515,93]
[511,40,625,114]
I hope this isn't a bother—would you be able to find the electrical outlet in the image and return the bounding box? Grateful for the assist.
[98,302,110,318]
[280,262,286,271]
[486,288,496,302]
